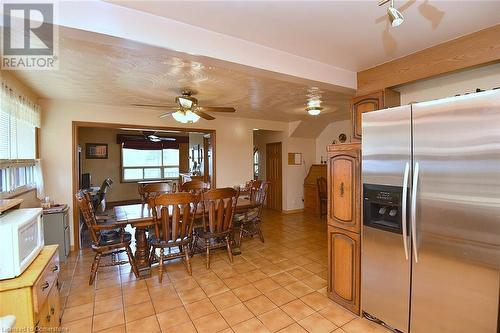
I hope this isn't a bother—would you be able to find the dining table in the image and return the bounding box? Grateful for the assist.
[113,197,258,277]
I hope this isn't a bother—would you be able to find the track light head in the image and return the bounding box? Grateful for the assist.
[388,4,404,27]
[379,0,405,27]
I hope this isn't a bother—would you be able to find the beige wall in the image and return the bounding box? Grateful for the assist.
[315,120,351,163]
[396,62,500,104]
[253,129,316,211]
[78,128,140,202]
[40,99,288,245]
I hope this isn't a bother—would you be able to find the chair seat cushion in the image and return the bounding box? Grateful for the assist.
[233,208,259,223]
[99,231,132,246]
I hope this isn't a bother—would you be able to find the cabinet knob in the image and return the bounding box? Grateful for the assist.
[41,281,49,291]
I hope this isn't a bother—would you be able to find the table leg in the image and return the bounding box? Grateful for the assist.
[134,227,151,277]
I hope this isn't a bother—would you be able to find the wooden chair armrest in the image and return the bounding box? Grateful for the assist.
[96,215,113,221]
[91,223,121,230]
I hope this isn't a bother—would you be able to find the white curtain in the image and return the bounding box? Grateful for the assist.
[1,82,41,160]
[35,160,45,200]
[1,81,43,196]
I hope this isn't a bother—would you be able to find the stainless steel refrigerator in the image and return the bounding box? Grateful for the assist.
[361,90,500,333]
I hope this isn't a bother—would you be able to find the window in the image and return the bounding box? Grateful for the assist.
[122,148,180,181]
[253,148,259,179]
[0,164,36,194]
[0,83,41,197]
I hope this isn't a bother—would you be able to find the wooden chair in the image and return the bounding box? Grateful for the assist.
[75,190,139,285]
[148,192,199,282]
[317,177,327,217]
[234,181,269,247]
[248,180,263,201]
[194,188,239,269]
[181,180,210,194]
[138,182,174,204]
[94,178,113,214]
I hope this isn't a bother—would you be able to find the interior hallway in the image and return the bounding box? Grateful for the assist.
[58,210,390,333]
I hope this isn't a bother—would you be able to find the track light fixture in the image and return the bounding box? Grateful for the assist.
[379,0,404,27]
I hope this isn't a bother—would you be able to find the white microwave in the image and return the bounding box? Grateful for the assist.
[0,208,44,280]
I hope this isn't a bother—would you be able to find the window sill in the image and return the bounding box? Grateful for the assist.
[0,185,37,200]
[120,178,179,184]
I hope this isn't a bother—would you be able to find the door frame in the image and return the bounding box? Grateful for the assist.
[71,121,216,251]
[265,141,283,211]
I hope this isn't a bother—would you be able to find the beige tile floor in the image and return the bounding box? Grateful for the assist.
[58,210,390,333]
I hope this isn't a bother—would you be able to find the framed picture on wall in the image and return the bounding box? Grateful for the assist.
[86,143,108,159]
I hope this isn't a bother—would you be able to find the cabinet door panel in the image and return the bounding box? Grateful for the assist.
[331,157,353,222]
[352,93,382,139]
[328,152,359,233]
[328,226,360,315]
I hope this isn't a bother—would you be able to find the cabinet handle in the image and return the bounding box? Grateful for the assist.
[41,281,49,291]
[50,305,55,315]
[339,182,345,197]
[46,314,51,322]
[51,265,59,272]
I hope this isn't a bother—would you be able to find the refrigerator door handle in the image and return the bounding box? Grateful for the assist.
[401,162,410,261]
[411,162,420,263]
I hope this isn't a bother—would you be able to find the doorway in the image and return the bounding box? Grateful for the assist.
[72,121,216,251]
[266,142,282,211]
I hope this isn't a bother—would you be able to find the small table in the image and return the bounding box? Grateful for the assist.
[114,198,258,277]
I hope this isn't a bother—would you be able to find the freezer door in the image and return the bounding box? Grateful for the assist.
[410,91,500,333]
[361,105,411,333]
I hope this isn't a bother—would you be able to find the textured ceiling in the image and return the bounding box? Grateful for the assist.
[11,28,352,122]
[111,0,500,71]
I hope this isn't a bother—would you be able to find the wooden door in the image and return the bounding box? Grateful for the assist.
[266,142,282,211]
[179,143,189,173]
[327,149,360,233]
[328,225,360,315]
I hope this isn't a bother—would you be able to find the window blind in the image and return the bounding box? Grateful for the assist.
[0,82,41,197]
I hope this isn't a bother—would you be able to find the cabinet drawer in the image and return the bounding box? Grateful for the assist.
[32,252,59,313]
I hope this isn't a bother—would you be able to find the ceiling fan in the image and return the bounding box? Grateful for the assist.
[141,131,176,142]
[133,90,236,123]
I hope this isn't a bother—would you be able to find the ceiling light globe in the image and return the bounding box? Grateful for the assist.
[185,111,200,123]
[307,108,321,116]
[172,111,188,123]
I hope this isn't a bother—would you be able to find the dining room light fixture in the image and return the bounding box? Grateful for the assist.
[379,0,404,27]
[172,110,200,123]
[306,106,322,116]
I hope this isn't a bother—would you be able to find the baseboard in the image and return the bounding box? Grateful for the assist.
[283,208,304,214]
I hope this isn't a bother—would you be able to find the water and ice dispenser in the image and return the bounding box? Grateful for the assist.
[363,184,405,234]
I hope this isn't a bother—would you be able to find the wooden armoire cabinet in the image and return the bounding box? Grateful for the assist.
[327,143,361,315]
[351,89,400,140]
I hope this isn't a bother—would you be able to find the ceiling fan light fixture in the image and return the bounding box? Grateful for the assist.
[306,106,322,116]
[176,95,197,109]
[172,110,200,123]
[388,0,404,27]
[148,135,161,142]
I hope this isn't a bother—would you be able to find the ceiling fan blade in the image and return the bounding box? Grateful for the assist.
[194,110,215,120]
[197,106,235,113]
[159,137,177,142]
[132,103,173,108]
[159,111,176,118]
